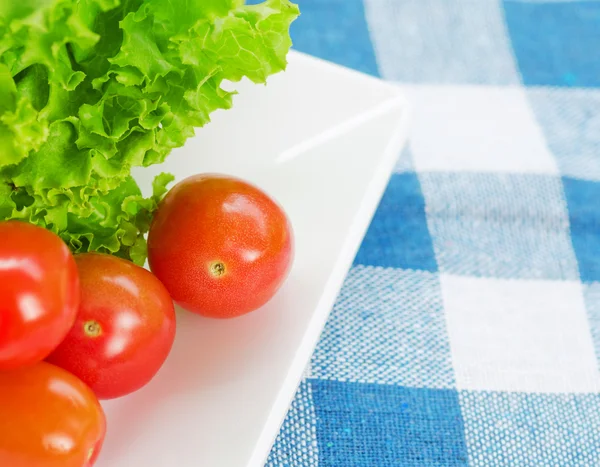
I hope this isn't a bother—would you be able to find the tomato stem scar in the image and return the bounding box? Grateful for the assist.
[84,320,102,338]
[209,261,226,277]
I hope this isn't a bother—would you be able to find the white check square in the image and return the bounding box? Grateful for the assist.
[583,283,600,366]
[266,380,319,467]
[364,0,520,84]
[405,85,559,174]
[441,275,600,393]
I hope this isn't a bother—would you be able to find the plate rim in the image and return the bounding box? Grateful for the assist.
[247,50,411,467]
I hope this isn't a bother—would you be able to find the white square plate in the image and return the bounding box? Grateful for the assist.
[98,51,409,467]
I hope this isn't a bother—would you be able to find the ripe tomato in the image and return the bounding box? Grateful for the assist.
[47,253,176,400]
[0,361,106,467]
[147,174,294,318]
[0,221,79,370]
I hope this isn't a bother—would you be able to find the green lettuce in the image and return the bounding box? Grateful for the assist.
[0,0,299,264]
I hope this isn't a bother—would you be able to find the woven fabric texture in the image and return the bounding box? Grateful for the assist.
[267,1,600,465]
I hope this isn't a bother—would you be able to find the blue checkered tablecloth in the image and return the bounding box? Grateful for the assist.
[266,1,600,466]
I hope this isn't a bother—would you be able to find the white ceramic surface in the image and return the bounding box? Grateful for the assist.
[97,51,409,467]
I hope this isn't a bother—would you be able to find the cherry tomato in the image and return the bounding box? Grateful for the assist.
[47,253,176,400]
[0,221,79,370]
[0,361,106,467]
[147,174,294,318]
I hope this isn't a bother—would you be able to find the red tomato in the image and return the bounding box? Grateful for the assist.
[0,361,106,467]
[0,221,79,370]
[47,253,176,400]
[147,174,294,318]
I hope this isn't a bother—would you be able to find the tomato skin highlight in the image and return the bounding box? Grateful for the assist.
[148,174,294,319]
[47,253,176,400]
[0,221,79,371]
[0,362,106,467]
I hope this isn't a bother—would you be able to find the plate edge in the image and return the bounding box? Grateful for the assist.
[246,94,412,467]
[288,50,403,96]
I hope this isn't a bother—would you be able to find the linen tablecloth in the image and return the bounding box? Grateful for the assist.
[267,1,600,465]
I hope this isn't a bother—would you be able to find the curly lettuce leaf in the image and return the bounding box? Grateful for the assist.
[0,0,299,264]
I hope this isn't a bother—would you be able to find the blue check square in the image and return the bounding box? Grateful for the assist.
[311,379,468,467]
[504,1,600,87]
[289,0,379,76]
[562,177,600,282]
[354,172,437,272]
